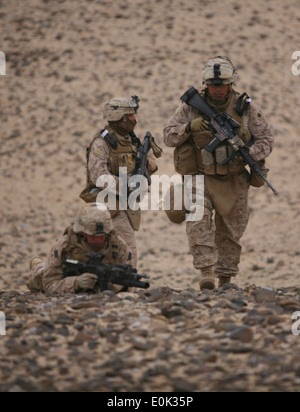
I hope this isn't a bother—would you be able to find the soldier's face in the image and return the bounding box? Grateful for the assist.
[207,84,231,102]
[127,114,137,124]
[83,233,107,247]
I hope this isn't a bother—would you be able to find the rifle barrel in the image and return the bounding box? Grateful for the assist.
[258,173,278,195]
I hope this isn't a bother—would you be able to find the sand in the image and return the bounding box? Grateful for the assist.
[0,0,300,392]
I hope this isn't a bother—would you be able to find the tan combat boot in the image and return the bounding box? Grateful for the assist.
[199,266,216,291]
[29,257,43,271]
[27,257,44,293]
[218,275,232,288]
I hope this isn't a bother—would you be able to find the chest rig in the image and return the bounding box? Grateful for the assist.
[61,227,121,272]
[174,91,252,176]
[81,127,142,232]
[84,126,138,186]
[105,127,138,176]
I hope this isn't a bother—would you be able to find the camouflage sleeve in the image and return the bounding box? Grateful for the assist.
[163,103,196,147]
[42,235,77,294]
[88,138,120,195]
[248,102,275,162]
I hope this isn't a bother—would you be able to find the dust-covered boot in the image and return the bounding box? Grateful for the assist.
[29,257,43,271]
[199,266,216,291]
[218,275,232,288]
[27,257,45,293]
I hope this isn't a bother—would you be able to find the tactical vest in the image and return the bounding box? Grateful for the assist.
[174,91,252,177]
[61,226,123,269]
[61,227,131,292]
[80,126,142,231]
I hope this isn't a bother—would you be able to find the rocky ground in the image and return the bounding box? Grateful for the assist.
[1,0,300,392]
[1,285,300,392]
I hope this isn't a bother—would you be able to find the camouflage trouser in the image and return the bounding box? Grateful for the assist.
[113,211,137,268]
[27,262,46,293]
[186,174,250,278]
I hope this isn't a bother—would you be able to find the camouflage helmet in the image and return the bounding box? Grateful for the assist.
[164,184,186,225]
[73,203,113,236]
[202,56,237,86]
[103,96,140,122]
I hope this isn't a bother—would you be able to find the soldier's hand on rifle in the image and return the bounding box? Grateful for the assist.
[187,117,210,133]
[75,273,98,292]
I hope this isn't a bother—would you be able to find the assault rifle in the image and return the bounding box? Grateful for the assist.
[130,131,163,214]
[181,87,278,195]
[63,253,150,291]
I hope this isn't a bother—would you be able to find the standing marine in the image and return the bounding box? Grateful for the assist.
[164,56,275,290]
[80,96,160,268]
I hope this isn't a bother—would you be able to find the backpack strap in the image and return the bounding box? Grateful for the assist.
[235,93,252,117]
[99,129,118,149]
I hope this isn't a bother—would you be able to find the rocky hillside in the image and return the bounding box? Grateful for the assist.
[0,0,300,392]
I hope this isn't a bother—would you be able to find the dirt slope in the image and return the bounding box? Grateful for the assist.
[0,0,300,392]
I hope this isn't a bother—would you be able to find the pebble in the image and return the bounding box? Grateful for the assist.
[0,285,299,392]
[252,288,278,303]
[229,326,254,343]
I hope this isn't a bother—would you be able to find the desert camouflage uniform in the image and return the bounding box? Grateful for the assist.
[27,204,133,295]
[80,97,158,268]
[85,132,140,267]
[41,226,132,294]
[164,90,275,282]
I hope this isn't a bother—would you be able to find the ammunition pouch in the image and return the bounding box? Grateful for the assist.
[174,122,249,178]
[174,141,198,175]
[173,90,253,178]
[164,183,186,224]
[192,131,213,173]
[79,185,119,219]
[79,183,100,204]
[201,148,215,175]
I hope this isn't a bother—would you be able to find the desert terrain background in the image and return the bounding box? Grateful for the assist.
[0,0,300,392]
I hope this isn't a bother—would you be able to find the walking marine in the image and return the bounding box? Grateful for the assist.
[164,56,275,291]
